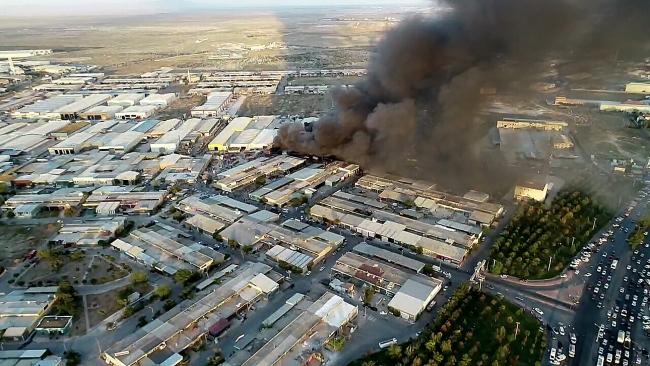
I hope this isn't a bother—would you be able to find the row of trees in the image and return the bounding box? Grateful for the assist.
[488,188,611,279]
[355,284,546,366]
[628,218,650,249]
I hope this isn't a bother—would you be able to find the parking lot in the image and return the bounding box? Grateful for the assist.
[579,186,650,366]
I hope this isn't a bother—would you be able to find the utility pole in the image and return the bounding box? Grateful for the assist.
[571,237,575,247]
[547,256,553,272]
[592,217,597,231]
[96,338,102,357]
[515,322,520,339]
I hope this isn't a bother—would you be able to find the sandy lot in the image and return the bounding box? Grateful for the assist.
[0,223,58,268]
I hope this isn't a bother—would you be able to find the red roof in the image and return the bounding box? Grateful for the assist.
[208,319,229,336]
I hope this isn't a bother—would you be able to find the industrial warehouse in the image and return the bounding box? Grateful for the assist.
[102,262,282,366]
[208,115,280,152]
[0,50,621,366]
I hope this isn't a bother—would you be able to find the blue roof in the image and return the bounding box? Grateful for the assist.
[130,119,159,133]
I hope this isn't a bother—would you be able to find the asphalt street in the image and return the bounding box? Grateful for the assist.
[573,193,648,366]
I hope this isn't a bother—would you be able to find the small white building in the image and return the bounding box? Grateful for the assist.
[190,91,233,117]
[13,203,42,218]
[514,180,548,202]
[150,118,202,154]
[139,93,176,107]
[107,94,146,107]
[387,278,442,322]
[115,105,157,120]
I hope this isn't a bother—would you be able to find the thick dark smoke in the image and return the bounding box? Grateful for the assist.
[275,0,650,191]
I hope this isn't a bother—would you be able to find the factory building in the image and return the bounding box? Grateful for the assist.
[514,180,548,202]
[150,118,201,154]
[97,131,144,152]
[599,100,650,113]
[3,188,86,210]
[190,91,234,117]
[84,186,166,215]
[51,217,126,246]
[48,131,98,155]
[0,291,57,341]
[625,82,650,94]
[236,292,357,366]
[111,227,215,274]
[114,105,157,120]
[496,118,568,131]
[208,116,253,151]
[107,93,146,107]
[215,155,305,192]
[79,105,124,120]
[195,118,220,136]
[102,263,277,366]
[147,118,180,138]
[54,94,112,120]
[138,93,176,107]
[332,251,441,321]
[10,95,82,119]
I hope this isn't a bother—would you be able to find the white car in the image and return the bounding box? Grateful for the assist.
[604,283,609,289]
[559,326,565,335]
[621,287,625,293]
[305,271,312,276]
[560,274,567,278]
[319,266,325,272]
[612,320,617,327]
[380,311,387,315]
[628,265,632,270]
[575,270,580,275]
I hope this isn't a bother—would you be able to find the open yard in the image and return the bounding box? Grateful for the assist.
[352,284,547,366]
[85,282,153,330]
[238,94,330,117]
[19,251,128,287]
[0,223,58,268]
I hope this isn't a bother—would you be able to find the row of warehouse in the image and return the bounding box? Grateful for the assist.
[3,151,211,190]
[7,93,176,120]
[102,261,358,366]
[0,117,223,157]
[214,154,359,197]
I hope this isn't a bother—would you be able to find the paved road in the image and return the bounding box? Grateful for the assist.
[573,199,645,366]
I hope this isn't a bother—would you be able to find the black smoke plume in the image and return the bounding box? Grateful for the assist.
[275,0,650,191]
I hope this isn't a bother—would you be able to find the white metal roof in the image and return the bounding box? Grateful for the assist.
[54,94,112,114]
[250,273,279,294]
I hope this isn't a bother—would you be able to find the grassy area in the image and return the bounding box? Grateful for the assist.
[488,187,611,279]
[351,284,546,366]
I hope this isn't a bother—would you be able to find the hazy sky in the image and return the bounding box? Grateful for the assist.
[4,0,429,17]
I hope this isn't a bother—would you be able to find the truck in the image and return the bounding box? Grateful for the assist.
[617,330,625,344]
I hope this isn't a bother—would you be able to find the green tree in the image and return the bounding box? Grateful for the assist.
[53,281,80,316]
[137,316,148,328]
[70,251,85,261]
[130,271,148,284]
[154,284,172,300]
[174,269,194,285]
[388,344,402,360]
[65,350,82,366]
[6,210,15,219]
[329,336,346,351]
[212,232,223,241]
